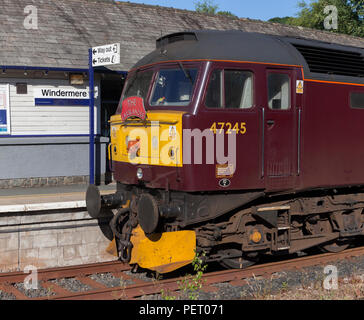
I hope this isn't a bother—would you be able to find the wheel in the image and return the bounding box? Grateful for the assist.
[218,248,258,269]
[319,239,351,253]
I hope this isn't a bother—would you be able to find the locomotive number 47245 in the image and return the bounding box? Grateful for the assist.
[210,122,247,135]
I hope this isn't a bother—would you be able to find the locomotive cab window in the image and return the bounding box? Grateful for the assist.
[225,70,253,109]
[350,92,364,109]
[117,69,154,113]
[267,73,290,110]
[150,67,198,106]
[205,69,253,109]
[205,69,223,108]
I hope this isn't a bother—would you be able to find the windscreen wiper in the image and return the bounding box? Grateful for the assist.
[178,61,193,85]
[160,48,193,84]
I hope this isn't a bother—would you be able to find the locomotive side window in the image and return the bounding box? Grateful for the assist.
[350,92,364,109]
[205,69,253,109]
[205,69,223,108]
[225,70,253,109]
[267,73,290,110]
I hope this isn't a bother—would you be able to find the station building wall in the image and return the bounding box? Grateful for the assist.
[0,71,109,187]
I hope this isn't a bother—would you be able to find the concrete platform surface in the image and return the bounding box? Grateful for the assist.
[0,183,116,212]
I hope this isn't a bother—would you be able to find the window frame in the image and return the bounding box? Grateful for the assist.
[117,62,203,114]
[149,66,199,107]
[266,71,292,111]
[116,67,156,114]
[203,66,255,111]
[147,62,201,110]
[349,91,364,110]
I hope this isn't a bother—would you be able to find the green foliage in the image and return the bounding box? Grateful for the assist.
[177,251,208,300]
[161,288,177,300]
[217,11,238,18]
[194,0,238,18]
[271,0,364,37]
[268,16,296,24]
[294,0,363,37]
[195,0,219,15]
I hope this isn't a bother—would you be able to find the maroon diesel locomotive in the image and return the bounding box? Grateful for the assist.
[87,30,364,273]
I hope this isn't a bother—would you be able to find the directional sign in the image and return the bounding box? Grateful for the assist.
[91,43,120,67]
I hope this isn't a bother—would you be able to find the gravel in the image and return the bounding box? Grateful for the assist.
[13,282,55,298]
[124,270,154,282]
[90,272,134,287]
[0,290,16,300]
[50,278,92,292]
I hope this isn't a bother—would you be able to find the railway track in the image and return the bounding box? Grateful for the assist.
[1,246,364,300]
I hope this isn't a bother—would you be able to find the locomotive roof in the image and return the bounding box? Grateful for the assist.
[133,30,364,85]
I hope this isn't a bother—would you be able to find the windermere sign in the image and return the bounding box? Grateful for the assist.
[34,87,90,106]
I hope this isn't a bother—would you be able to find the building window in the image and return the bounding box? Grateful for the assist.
[267,73,290,110]
[350,92,364,109]
[205,69,253,109]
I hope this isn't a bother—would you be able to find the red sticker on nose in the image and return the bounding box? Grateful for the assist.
[121,96,146,121]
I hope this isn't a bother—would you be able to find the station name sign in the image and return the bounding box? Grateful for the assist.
[34,87,90,106]
[92,43,120,67]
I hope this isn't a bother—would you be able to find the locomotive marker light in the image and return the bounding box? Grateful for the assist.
[136,168,143,180]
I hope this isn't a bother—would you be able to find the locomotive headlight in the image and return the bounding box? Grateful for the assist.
[137,168,143,180]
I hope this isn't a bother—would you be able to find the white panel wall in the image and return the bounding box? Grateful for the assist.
[0,78,99,135]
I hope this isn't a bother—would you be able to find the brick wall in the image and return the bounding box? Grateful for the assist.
[0,173,113,189]
[0,175,89,189]
[0,208,117,272]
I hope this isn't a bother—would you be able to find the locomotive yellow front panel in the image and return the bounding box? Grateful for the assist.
[109,110,184,168]
[129,226,196,274]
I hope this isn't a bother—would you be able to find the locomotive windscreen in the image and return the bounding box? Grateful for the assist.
[150,68,198,106]
[116,69,154,114]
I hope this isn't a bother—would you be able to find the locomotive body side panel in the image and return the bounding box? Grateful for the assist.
[301,80,364,190]
[182,61,263,192]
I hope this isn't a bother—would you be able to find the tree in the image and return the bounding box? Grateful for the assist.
[195,0,218,15]
[194,0,238,18]
[269,16,296,25]
[217,11,238,18]
[274,0,364,37]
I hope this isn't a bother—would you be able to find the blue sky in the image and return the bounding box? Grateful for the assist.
[121,0,307,21]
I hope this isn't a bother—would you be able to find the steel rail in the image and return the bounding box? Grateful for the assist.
[0,260,130,284]
[39,245,364,300]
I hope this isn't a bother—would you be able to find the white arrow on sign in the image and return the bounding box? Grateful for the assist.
[92,43,120,67]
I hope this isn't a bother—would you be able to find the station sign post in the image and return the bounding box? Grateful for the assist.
[88,43,120,185]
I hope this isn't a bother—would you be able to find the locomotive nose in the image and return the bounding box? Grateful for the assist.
[137,193,160,234]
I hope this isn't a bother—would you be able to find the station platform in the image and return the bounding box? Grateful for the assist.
[0,183,116,213]
[0,183,118,272]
